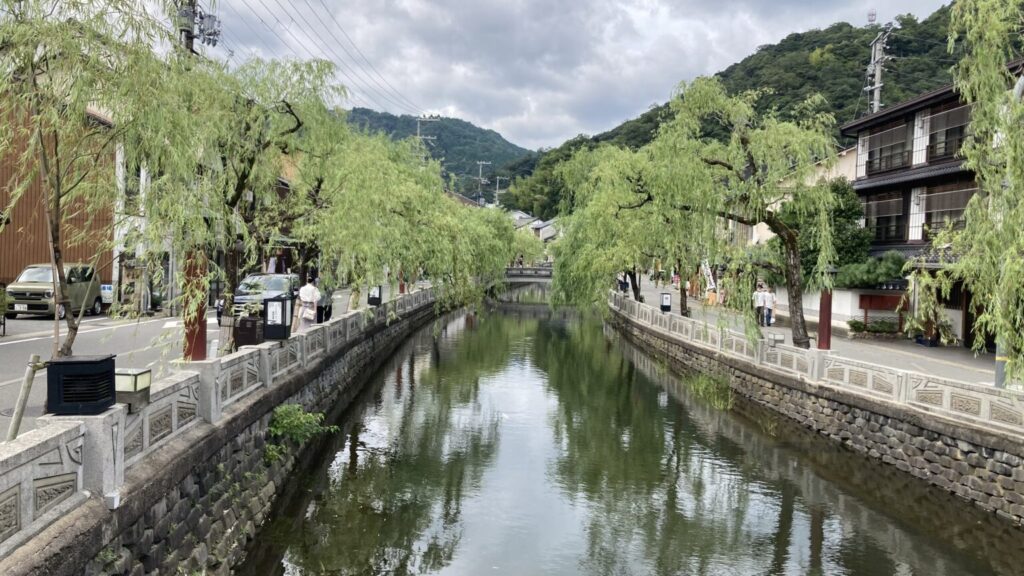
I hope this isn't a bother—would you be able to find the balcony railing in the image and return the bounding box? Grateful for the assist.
[927,135,966,163]
[866,150,911,176]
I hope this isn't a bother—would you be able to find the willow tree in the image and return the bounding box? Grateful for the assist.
[642,77,838,348]
[0,0,171,357]
[915,0,1024,375]
[295,132,514,311]
[552,145,688,307]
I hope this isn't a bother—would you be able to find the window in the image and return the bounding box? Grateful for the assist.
[863,192,906,242]
[923,178,976,239]
[927,102,970,162]
[866,121,912,175]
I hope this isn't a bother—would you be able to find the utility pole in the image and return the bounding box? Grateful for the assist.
[476,161,491,204]
[177,0,221,360]
[494,176,509,207]
[415,115,438,164]
[865,22,893,114]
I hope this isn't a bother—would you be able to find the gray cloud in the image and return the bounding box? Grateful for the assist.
[213,0,949,150]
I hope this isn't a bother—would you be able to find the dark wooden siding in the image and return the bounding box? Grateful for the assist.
[0,110,115,286]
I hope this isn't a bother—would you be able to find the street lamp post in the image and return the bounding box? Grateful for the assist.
[818,266,838,351]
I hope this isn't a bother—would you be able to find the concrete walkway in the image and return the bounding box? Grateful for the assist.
[634,282,998,387]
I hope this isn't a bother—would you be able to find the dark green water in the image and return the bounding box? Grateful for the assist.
[241,306,1023,576]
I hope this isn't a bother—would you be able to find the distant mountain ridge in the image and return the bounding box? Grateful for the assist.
[347,108,531,198]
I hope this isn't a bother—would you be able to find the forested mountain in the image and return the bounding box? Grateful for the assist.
[504,4,956,219]
[347,108,531,197]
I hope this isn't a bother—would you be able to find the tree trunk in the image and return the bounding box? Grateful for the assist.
[781,235,811,349]
[675,258,689,316]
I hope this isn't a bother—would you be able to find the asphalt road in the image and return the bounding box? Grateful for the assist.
[0,284,408,436]
[0,312,219,434]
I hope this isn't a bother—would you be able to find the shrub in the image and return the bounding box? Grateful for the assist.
[846,319,867,333]
[265,404,338,463]
[866,319,899,333]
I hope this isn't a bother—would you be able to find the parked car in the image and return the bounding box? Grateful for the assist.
[5,263,103,320]
[230,273,299,318]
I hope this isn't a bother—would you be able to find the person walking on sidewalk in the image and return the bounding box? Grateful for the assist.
[753,285,766,326]
[763,288,777,327]
[295,274,321,333]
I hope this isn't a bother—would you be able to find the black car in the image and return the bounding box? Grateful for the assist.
[230,273,300,318]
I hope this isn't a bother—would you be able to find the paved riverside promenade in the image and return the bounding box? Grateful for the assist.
[636,283,999,387]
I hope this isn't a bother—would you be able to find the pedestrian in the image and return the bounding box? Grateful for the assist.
[753,285,766,326]
[764,287,776,327]
[295,274,321,333]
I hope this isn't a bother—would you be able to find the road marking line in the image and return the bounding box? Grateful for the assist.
[0,316,178,348]
[0,342,177,389]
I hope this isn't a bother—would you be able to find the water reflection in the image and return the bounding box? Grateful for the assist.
[245,311,1021,576]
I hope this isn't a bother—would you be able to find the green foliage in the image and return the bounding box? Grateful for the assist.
[688,373,734,411]
[835,251,907,289]
[270,404,338,445]
[511,228,545,266]
[866,319,899,334]
[772,178,873,287]
[846,319,867,333]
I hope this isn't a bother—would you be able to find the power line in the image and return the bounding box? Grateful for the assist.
[267,0,418,114]
[227,0,371,109]
[310,0,424,113]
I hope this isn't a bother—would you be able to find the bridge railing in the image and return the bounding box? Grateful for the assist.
[610,291,1024,436]
[505,267,553,278]
[0,287,438,556]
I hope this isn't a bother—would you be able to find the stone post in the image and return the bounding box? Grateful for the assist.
[37,405,126,509]
[187,359,222,424]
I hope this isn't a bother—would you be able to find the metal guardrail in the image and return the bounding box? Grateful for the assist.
[608,291,1024,435]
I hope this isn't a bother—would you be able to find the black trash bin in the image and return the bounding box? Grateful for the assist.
[367,286,383,307]
[47,355,116,415]
[263,293,294,340]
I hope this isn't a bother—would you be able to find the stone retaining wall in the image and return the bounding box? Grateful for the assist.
[610,309,1024,529]
[0,290,440,576]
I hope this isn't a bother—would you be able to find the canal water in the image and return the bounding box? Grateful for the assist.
[241,304,1023,576]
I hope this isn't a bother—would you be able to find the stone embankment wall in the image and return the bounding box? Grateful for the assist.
[0,289,440,576]
[609,295,1024,529]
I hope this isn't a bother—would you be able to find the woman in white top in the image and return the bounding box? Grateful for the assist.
[296,275,321,332]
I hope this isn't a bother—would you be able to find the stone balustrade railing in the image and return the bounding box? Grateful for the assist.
[0,287,437,557]
[505,267,553,278]
[609,291,1024,436]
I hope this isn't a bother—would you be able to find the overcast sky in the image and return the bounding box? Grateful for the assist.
[211,0,949,150]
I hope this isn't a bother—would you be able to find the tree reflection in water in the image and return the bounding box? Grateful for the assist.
[279,313,538,575]
[249,311,1022,576]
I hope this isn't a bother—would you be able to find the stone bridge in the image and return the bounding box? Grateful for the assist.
[505,267,552,283]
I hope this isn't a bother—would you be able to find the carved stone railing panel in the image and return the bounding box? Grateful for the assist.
[218,349,264,409]
[124,373,202,469]
[325,317,347,354]
[269,337,303,382]
[724,329,756,359]
[0,422,86,556]
[761,343,814,378]
[907,373,1024,434]
[820,356,900,402]
[304,326,327,362]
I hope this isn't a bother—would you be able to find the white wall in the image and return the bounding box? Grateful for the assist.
[912,109,930,166]
[909,187,925,241]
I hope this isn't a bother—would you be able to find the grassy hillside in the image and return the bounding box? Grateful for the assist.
[504,4,956,219]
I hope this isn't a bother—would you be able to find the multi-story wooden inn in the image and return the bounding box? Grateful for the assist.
[840,84,986,348]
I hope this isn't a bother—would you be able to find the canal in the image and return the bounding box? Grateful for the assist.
[241,304,1023,576]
